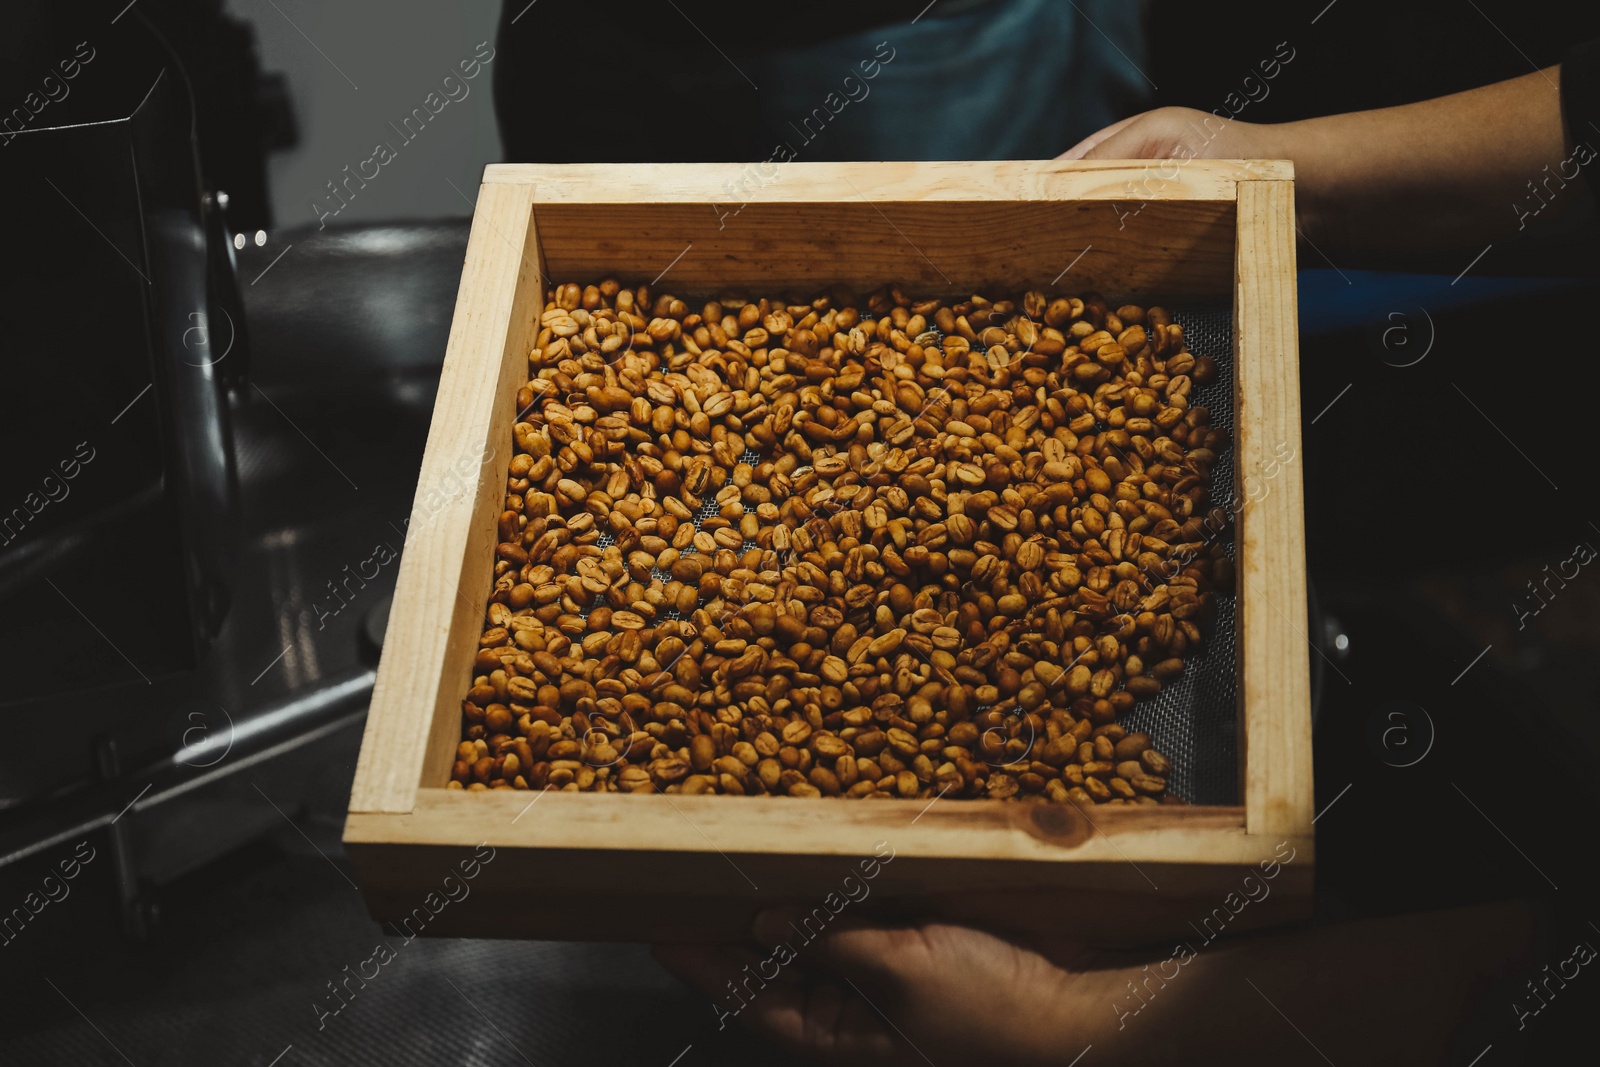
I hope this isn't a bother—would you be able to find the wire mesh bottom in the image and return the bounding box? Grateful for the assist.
[1119,306,1237,805]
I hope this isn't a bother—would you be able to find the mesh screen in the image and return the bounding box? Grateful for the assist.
[583,304,1239,806]
[1119,306,1237,805]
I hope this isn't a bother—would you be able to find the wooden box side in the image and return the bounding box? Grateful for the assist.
[1232,177,1315,843]
[488,160,1259,303]
[346,792,1310,945]
[481,159,1294,198]
[347,180,547,815]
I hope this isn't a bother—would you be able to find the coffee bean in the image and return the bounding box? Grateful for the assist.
[461,280,1218,804]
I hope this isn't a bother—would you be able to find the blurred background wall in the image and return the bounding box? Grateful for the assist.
[224,0,503,226]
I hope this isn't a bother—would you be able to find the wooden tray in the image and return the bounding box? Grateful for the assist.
[344,161,1313,946]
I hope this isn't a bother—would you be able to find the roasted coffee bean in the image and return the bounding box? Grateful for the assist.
[460,280,1219,804]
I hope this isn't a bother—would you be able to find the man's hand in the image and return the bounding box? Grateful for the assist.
[654,900,1543,1065]
[653,912,1117,1067]
[1058,105,1279,163]
[1056,68,1569,263]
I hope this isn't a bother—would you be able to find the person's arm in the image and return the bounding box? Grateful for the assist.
[1061,68,1573,262]
[655,899,1540,1066]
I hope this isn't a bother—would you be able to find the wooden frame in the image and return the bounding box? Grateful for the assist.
[345,161,1313,947]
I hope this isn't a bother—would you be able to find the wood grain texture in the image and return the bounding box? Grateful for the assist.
[532,200,1235,304]
[1233,178,1315,842]
[345,793,1311,945]
[485,160,1293,303]
[347,181,545,814]
[482,160,1295,199]
[351,791,1258,863]
[350,796,1312,947]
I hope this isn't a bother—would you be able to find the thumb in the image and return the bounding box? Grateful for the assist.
[1058,113,1140,160]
